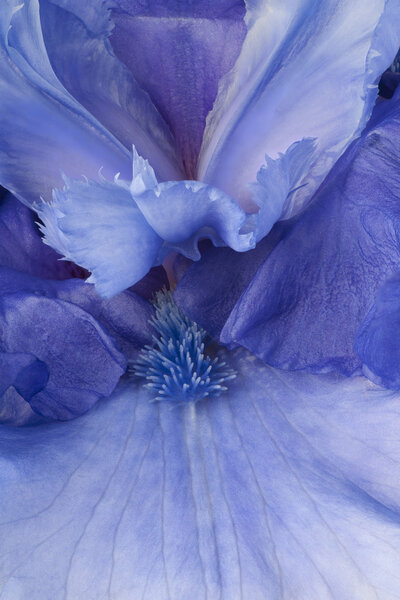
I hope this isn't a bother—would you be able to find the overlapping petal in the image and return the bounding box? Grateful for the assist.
[2,350,400,598]
[110,0,246,176]
[39,0,182,181]
[0,0,135,205]
[198,0,400,215]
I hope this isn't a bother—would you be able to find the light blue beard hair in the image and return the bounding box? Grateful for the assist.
[130,289,236,404]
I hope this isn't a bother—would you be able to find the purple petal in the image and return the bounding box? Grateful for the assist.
[0,193,86,279]
[0,266,154,361]
[109,0,246,177]
[0,352,49,426]
[0,293,126,420]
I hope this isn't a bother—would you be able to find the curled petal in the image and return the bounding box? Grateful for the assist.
[39,0,182,181]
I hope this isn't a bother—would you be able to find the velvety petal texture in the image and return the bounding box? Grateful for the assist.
[0,292,126,420]
[39,149,255,296]
[198,0,400,214]
[2,350,400,598]
[110,0,246,177]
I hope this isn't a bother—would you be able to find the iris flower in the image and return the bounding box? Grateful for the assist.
[1,0,400,597]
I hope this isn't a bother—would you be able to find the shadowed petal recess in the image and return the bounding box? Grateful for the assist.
[38,0,182,181]
[1,350,400,598]
[198,0,400,213]
[109,0,246,177]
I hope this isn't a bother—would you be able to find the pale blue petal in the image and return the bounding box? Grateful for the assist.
[199,0,400,214]
[2,350,400,598]
[38,176,163,298]
[135,180,255,255]
[0,0,136,205]
[39,0,182,181]
[252,138,317,241]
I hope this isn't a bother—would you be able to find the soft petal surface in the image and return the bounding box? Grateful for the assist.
[109,0,246,177]
[181,89,400,381]
[38,176,163,298]
[174,222,289,338]
[134,179,255,258]
[0,0,133,205]
[2,350,400,598]
[0,292,126,420]
[198,0,400,213]
[39,0,182,181]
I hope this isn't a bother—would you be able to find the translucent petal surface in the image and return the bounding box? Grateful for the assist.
[109,0,246,177]
[39,0,182,181]
[199,0,400,212]
[0,0,132,205]
[38,176,163,298]
[1,349,400,598]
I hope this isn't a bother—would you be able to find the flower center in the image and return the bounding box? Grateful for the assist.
[130,290,236,404]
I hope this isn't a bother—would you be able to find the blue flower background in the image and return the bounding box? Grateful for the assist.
[1,0,400,598]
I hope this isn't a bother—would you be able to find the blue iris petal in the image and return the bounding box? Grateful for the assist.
[39,0,182,181]
[109,0,246,177]
[178,88,400,387]
[0,352,49,425]
[1,350,400,597]
[0,0,133,205]
[355,274,400,389]
[38,175,163,298]
[199,0,400,214]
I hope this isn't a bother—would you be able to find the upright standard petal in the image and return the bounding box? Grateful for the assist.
[1,350,400,598]
[109,0,246,176]
[198,0,400,214]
